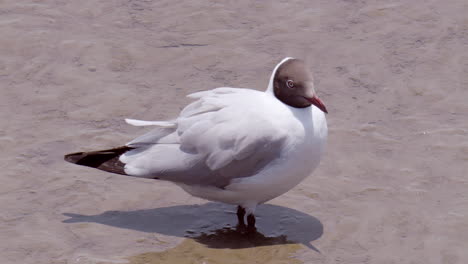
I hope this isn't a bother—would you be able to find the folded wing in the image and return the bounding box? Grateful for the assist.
[121,88,288,188]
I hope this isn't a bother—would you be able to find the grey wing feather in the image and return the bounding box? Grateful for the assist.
[121,88,287,188]
[122,137,284,188]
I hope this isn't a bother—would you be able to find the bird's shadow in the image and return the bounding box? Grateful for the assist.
[63,202,323,250]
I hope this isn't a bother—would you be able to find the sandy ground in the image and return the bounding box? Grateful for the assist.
[1,0,467,263]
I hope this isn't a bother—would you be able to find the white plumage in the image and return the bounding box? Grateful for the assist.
[119,58,328,215]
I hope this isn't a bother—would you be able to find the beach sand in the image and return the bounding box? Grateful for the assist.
[1,0,467,263]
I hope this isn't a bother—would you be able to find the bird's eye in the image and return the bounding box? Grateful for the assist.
[286,80,295,89]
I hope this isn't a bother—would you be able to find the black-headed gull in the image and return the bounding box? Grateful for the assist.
[65,57,328,230]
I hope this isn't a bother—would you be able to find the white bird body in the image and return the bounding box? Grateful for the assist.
[65,57,328,226]
[121,87,327,214]
[177,98,327,213]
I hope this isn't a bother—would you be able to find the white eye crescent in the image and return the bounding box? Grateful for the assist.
[286,80,295,89]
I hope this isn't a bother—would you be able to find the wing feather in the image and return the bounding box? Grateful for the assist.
[121,88,288,188]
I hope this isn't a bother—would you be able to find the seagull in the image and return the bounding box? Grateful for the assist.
[65,57,328,230]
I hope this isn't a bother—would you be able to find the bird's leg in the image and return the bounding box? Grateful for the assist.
[236,205,246,226]
[247,213,256,231]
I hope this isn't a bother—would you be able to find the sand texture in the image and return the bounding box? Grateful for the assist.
[1,0,467,263]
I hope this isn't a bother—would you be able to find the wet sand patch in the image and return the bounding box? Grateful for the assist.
[125,238,303,264]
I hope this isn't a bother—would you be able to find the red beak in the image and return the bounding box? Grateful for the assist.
[307,96,328,114]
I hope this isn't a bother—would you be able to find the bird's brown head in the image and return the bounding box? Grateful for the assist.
[273,59,328,113]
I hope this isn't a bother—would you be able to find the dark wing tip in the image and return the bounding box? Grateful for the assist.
[64,146,133,175]
[64,152,86,164]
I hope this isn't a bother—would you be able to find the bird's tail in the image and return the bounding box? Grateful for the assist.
[64,146,133,175]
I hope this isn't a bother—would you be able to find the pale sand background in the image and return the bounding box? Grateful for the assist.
[1,0,467,263]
